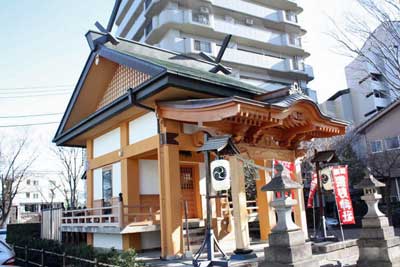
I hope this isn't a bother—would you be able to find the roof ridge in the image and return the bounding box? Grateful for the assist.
[87,30,218,67]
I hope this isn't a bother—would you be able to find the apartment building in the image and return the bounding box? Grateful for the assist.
[115,0,316,99]
[7,174,65,224]
[321,23,399,126]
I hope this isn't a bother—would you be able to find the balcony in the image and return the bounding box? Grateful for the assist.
[213,19,283,46]
[143,8,306,56]
[219,48,288,71]
[61,202,160,234]
[212,0,281,23]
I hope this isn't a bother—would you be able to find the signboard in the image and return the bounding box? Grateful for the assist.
[332,166,355,225]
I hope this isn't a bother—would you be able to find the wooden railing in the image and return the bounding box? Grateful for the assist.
[61,203,160,228]
[222,200,259,219]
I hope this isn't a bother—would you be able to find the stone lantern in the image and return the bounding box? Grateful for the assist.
[260,165,319,267]
[354,173,400,267]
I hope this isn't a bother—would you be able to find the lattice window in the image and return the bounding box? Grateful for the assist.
[97,65,151,110]
[180,167,194,190]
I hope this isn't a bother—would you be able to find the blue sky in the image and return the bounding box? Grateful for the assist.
[0,0,374,169]
[0,1,114,169]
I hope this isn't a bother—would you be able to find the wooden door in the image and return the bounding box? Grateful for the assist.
[180,166,197,218]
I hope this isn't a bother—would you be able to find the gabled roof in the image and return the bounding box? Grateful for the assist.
[355,98,400,135]
[53,31,268,146]
[54,31,345,147]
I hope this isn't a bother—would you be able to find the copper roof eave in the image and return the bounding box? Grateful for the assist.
[157,97,347,130]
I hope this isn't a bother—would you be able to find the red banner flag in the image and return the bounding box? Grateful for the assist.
[332,166,355,225]
[307,173,318,208]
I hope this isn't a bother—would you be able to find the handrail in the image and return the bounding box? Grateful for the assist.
[61,202,161,227]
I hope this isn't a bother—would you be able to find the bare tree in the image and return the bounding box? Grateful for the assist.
[0,136,36,227]
[330,0,400,97]
[52,147,85,209]
[365,149,400,224]
[300,128,366,186]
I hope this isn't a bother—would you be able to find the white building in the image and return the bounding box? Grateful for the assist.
[9,174,66,224]
[320,23,399,126]
[115,0,316,99]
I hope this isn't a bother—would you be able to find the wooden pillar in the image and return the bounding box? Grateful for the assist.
[229,156,250,250]
[121,158,141,250]
[289,154,308,237]
[87,233,93,246]
[158,119,183,259]
[120,122,142,250]
[255,159,276,240]
[86,140,94,208]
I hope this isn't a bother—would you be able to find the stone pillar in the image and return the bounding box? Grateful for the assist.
[260,165,318,267]
[355,175,400,267]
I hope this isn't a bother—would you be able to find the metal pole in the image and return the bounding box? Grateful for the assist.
[107,0,122,32]
[184,200,190,252]
[203,136,215,261]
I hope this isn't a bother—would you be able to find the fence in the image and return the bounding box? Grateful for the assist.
[13,245,119,267]
[41,208,63,241]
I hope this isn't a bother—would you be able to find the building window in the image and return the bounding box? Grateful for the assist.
[26,179,31,185]
[288,34,301,47]
[25,204,38,213]
[285,11,298,23]
[370,140,383,153]
[144,0,152,9]
[26,192,30,198]
[145,21,153,36]
[33,180,39,186]
[385,136,400,150]
[193,12,209,25]
[102,167,113,206]
[33,193,39,199]
[292,56,305,71]
[374,90,388,98]
[194,40,211,53]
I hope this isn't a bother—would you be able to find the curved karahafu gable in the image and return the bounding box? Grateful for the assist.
[157,94,347,149]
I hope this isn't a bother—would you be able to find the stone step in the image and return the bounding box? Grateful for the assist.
[183,227,205,236]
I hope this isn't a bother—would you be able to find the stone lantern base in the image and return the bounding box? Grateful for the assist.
[262,230,319,267]
[357,216,400,267]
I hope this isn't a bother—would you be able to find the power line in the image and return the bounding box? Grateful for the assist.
[0,84,74,91]
[0,112,63,119]
[0,121,60,128]
[0,89,72,95]
[0,92,71,99]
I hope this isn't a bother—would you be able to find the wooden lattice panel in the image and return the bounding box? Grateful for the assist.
[97,65,151,110]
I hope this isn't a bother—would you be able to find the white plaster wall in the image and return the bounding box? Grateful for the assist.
[93,233,123,250]
[129,112,158,144]
[93,168,103,200]
[139,160,159,195]
[199,163,207,219]
[140,231,161,249]
[93,162,122,200]
[93,128,121,157]
[112,162,122,198]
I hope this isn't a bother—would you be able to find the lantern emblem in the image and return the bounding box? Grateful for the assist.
[211,159,231,191]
